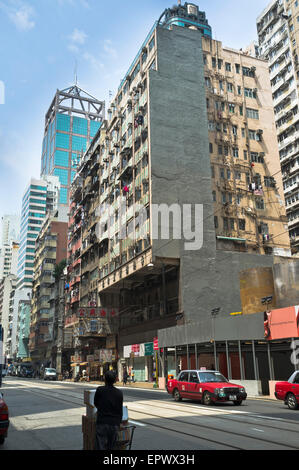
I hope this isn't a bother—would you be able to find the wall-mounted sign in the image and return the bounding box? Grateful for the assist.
[145,343,154,356]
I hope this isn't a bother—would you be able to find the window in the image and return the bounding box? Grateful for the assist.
[238,86,242,95]
[235,171,241,180]
[246,108,259,120]
[242,128,245,138]
[243,66,255,77]
[225,62,231,72]
[239,105,243,116]
[233,147,239,158]
[211,166,215,178]
[223,217,229,230]
[227,169,231,179]
[209,143,213,153]
[244,88,257,98]
[179,372,189,382]
[212,57,216,68]
[239,219,246,230]
[222,192,226,203]
[189,372,199,383]
[218,59,223,69]
[256,198,265,210]
[230,218,235,230]
[228,103,235,113]
[214,216,218,228]
[220,168,225,179]
[232,125,237,135]
[235,64,240,74]
[212,191,216,202]
[218,145,223,155]
[227,83,233,93]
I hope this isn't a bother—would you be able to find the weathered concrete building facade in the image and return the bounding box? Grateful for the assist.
[64,3,291,383]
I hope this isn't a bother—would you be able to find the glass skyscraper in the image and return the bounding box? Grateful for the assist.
[41,84,105,204]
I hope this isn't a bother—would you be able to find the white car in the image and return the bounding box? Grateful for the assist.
[43,368,57,381]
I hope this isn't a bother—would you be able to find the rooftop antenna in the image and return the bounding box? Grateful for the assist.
[74,60,78,86]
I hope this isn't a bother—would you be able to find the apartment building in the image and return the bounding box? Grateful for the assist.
[16,300,31,360]
[64,2,291,381]
[0,241,19,281]
[17,176,61,290]
[257,0,299,250]
[0,275,17,361]
[203,38,290,255]
[29,208,68,368]
[0,215,20,281]
[6,287,31,360]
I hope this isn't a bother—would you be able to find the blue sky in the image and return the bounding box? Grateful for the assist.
[0,0,270,219]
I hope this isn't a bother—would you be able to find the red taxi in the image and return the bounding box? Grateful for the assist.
[275,371,299,410]
[0,391,9,445]
[167,370,247,406]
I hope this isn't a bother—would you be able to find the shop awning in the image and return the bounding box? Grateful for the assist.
[70,363,78,367]
[80,362,88,366]
[216,236,246,242]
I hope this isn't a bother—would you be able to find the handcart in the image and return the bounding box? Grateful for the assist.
[115,425,136,450]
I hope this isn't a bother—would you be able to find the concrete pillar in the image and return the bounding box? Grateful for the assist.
[252,340,258,380]
[238,341,245,380]
[195,344,198,369]
[267,342,274,380]
[225,341,231,380]
[213,341,217,371]
[187,344,190,369]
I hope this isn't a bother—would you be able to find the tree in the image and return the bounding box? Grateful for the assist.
[54,259,67,282]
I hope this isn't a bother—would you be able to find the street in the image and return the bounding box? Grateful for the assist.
[1,377,299,450]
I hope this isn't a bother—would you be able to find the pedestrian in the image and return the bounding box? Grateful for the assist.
[123,369,128,386]
[131,369,135,383]
[94,371,123,451]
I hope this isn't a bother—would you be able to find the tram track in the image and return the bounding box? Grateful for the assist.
[14,380,299,451]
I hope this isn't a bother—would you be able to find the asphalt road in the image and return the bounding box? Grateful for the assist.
[1,377,299,450]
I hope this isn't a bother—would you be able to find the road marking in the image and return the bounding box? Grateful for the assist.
[251,428,265,433]
[128,420,147,427]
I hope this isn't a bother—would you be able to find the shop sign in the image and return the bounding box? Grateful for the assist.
[71,355,82,363]
[153,337,159,351]
[123,345,131,358]
[145,343,154,356]
[265,306,299,340]
[94,350,101,361]
[132,344,140,357]
[90,320,98,332]
[139,344,145,357]
[100,349,113,363]
[78,307,119,318]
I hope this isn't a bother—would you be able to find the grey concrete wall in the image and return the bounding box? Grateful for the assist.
[214,251,275,316]
[158,312,265,347]
[149,25,217,324]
